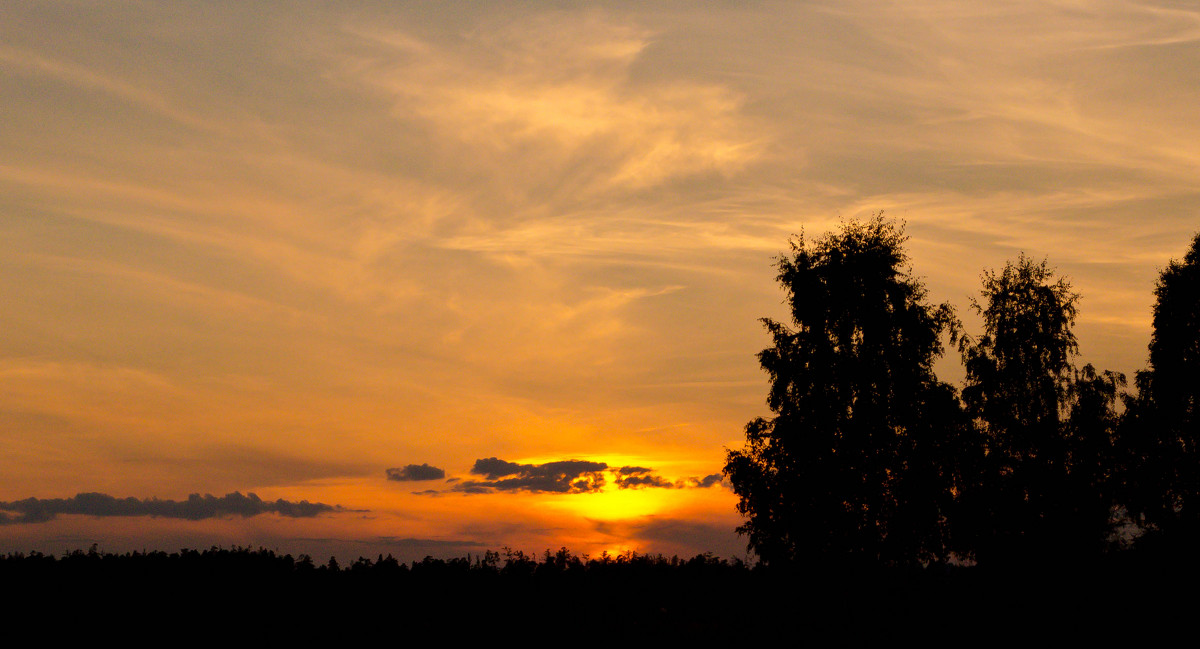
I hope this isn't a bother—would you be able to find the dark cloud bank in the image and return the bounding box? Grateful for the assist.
[614,466,723,490]
[385,463,446,481]
[0,492,341,525]
[408,458,726,495]
[458,458,609,494]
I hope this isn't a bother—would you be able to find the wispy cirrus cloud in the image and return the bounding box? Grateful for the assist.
[341,12,766,194]
[0,44,220,133]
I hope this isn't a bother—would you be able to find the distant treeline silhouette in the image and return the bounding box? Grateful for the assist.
[726,216,1200,567]
[3,544,1191,641]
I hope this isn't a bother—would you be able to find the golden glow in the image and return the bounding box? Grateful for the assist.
[546,484,675,521]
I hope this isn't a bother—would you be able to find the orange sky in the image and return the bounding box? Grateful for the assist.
[2,1,1198,562]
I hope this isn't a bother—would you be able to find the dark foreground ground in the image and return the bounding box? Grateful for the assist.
[5,546,1195,643]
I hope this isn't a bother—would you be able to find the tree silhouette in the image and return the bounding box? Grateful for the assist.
[1122,232,1200,541]
[724,216,965,566]
[958,255,1121,563]
[1063,363,1126,556]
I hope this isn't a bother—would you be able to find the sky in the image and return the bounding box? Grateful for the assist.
[2,0,1198,563]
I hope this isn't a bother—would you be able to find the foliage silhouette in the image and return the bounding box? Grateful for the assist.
[1064,363,1126,555]
[1122,232,1200,541]
[959,256,1124,563]
[724,216,966,566]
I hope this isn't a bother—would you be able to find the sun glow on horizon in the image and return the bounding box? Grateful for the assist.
[545,483,676,521]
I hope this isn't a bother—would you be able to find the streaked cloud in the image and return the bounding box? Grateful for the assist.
[342,13,765,193]
[0,44,220,133]
[0,492,341,525]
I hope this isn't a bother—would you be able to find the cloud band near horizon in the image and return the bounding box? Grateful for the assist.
[0,492,342,525]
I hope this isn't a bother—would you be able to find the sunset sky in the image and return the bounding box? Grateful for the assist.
[2,1,1198,562]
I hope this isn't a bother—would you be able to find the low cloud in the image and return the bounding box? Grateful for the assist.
[373,536,488,550]
[456,457,609,494]
[690,474,725,489]
[592,517,745,559]
[614,466,674,489]
[0,492,342,525]
[633,519,743,557]
[406,459,727,495]
[614,466,725,490]
[386,463,446,481]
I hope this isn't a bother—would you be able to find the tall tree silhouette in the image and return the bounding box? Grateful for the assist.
[959,256,1120,563]
[1063,363,1126,556]
[724,216,965,566]
[1122,232,1200,541]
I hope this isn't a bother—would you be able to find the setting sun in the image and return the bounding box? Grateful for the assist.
[548,483,675,521]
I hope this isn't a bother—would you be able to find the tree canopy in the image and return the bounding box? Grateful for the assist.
[726,219,1170,567]
[958,256,1123,563]
[723,216,964,566]
[1123,233,1200,539]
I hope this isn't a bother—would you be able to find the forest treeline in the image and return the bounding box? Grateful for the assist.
[725,216,1200,568]
[2,544,1190,640]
